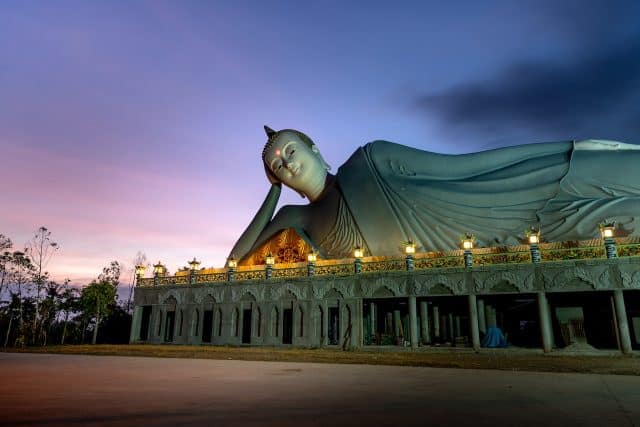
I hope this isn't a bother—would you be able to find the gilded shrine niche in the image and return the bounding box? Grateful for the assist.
[240,228,311,266]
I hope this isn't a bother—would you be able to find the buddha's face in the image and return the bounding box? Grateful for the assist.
[263,131,329,199]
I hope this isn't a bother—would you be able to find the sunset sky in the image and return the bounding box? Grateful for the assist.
[1,1,639,286]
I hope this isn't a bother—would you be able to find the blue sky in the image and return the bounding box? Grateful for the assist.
[1,0,638,283]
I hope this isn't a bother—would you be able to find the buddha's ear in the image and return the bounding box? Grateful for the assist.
[311,144,331,171]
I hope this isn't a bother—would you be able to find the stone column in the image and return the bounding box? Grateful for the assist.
[129,306,141,343]
[386,312,393,334]
[393,310,402,343]
[148,305,157,344]
[537,291,553,353]
[322,300,329,346]
[420,301,430,344]
[448,313,454,341]
[468,294,480,350]
[433,306,440,339]
[613,289,632,354]
[370,302,377,339]
[455,316,461,337]
[409,296,418,349]
[477,299,486,334]
[158,307,165,341]
[358,299,364,348]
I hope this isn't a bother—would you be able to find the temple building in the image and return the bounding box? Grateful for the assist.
[130,128,640,353]
[130,227,640,354]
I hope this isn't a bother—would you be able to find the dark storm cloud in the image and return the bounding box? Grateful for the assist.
[414,38,640,144]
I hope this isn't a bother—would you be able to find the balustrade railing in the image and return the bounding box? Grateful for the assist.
[136,239,640,287]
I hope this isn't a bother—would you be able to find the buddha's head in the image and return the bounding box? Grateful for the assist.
[262,126,331,201]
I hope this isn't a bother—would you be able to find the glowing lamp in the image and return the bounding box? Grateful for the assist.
[188,257,201,271]
[404,240,416,255]
[227,257,238,269]
[265,253,275,266]
[135,264,146,278]
[153,261,165,276]
[462,238,474,250]
[525,227,541,245]
[307,251,317,263]
[354,246,364,259]
[600,225,615,239]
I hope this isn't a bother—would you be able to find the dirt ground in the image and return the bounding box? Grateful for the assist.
[5,344,640,376]
[2,352,640,426]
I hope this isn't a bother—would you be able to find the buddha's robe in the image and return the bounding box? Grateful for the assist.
[231,140,640,261]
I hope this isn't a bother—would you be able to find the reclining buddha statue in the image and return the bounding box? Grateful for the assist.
[229,126,640,263]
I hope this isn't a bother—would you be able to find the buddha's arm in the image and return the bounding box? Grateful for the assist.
[228,184,281,260]
[242,204,310,259]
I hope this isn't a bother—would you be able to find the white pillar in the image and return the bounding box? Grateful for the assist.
[370,302,377,338]
[613,289,632,355]
[455,316,461,338]
[409,296,418,349]
[448,313,454,341]
[393,310,402,342]
[538,291,553,353]
[433,306,440,339]
[420,301,430,344]
[477,299,486,334]
[468,294,480,351]
[129,306,141,343]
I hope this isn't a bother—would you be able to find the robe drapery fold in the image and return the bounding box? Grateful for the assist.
[338,140,640,254]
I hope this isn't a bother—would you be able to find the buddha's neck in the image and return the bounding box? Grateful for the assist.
[304,171,330,202]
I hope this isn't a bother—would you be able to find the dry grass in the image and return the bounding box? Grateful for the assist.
[5,344,640,376]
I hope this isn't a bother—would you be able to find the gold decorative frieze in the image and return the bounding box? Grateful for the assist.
[240,228,311,266]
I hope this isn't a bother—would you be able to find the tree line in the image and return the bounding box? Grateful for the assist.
[0,227,142,347]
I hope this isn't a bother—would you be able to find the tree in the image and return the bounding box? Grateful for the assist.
[58,284,79,345]
[3,251,35,347]
[0,234,14,297]
[81,261,120,344]
[27,227,58,344]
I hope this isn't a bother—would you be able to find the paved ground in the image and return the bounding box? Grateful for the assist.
[1,353,639,426]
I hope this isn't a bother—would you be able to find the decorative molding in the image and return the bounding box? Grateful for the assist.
[543,265,610,291]
[415,274,464,295]
[620,270,640,289]
[475,271,535,293]
[273,283,306,300]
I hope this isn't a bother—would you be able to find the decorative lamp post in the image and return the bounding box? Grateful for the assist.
[404,240,416,272]
[227,256,237,281]
[153,261,165,286]
[188,257,201,284]
[600,221,617,259]
[265,252,275,279]
[307,251,317,276]
[526,227,541,263]
[354,246,364,274]
[461,234,475,268]
[135,264,146,285]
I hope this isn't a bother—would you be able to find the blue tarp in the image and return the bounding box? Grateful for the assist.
[481,326,508,348]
